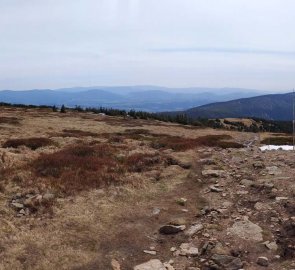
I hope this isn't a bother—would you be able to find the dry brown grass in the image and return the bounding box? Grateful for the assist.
[61,129,99,137]
[3,137,54,150]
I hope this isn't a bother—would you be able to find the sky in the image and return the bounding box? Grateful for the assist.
[0,0,295,91]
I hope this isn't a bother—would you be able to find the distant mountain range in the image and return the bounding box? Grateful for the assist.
[181,92,294,121]
[0,86,270,112]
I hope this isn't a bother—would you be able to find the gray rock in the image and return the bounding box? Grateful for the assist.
[256,256,269,267]
[211,254,243,270]
[159,224,186,234]
[227,219,263,241]
[134,259,166,270]
[179,243,199,257]
[11,202,24,209]
[185,223,204,236]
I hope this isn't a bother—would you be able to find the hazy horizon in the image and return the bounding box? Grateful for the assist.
[1,0,295,91]
[0,85,286,93]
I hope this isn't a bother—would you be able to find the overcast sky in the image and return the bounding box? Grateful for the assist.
[1,0,295,91]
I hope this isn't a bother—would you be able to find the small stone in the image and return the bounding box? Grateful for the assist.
[19,209,25,215]
[151,207,161,216]
[143,250,157,255]
[263,241,278,251]
[210,185,223,193]
[176,198,187,206]
[276,197,288,201]
[179,243,199,257]
[159,224,186,235]
[256,257,269,267]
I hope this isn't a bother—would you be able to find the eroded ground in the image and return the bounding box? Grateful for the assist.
[0,107,294,270]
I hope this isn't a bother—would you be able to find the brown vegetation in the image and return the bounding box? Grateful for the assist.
[31,144,163,194]
[150,134,243,151]
[3,137,54,150]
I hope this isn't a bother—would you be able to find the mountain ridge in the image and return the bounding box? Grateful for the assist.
[181,92,293,121]
[0,86,272,112]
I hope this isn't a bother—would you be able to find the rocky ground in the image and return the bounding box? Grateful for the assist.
[0,107,294,270]
[133,146,295,270]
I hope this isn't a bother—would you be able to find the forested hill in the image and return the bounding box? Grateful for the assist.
[182,92,293,121]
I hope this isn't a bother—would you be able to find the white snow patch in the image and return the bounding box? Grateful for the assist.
[260,145,294,151]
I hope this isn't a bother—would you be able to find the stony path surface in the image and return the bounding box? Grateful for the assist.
[133,147,295,270]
